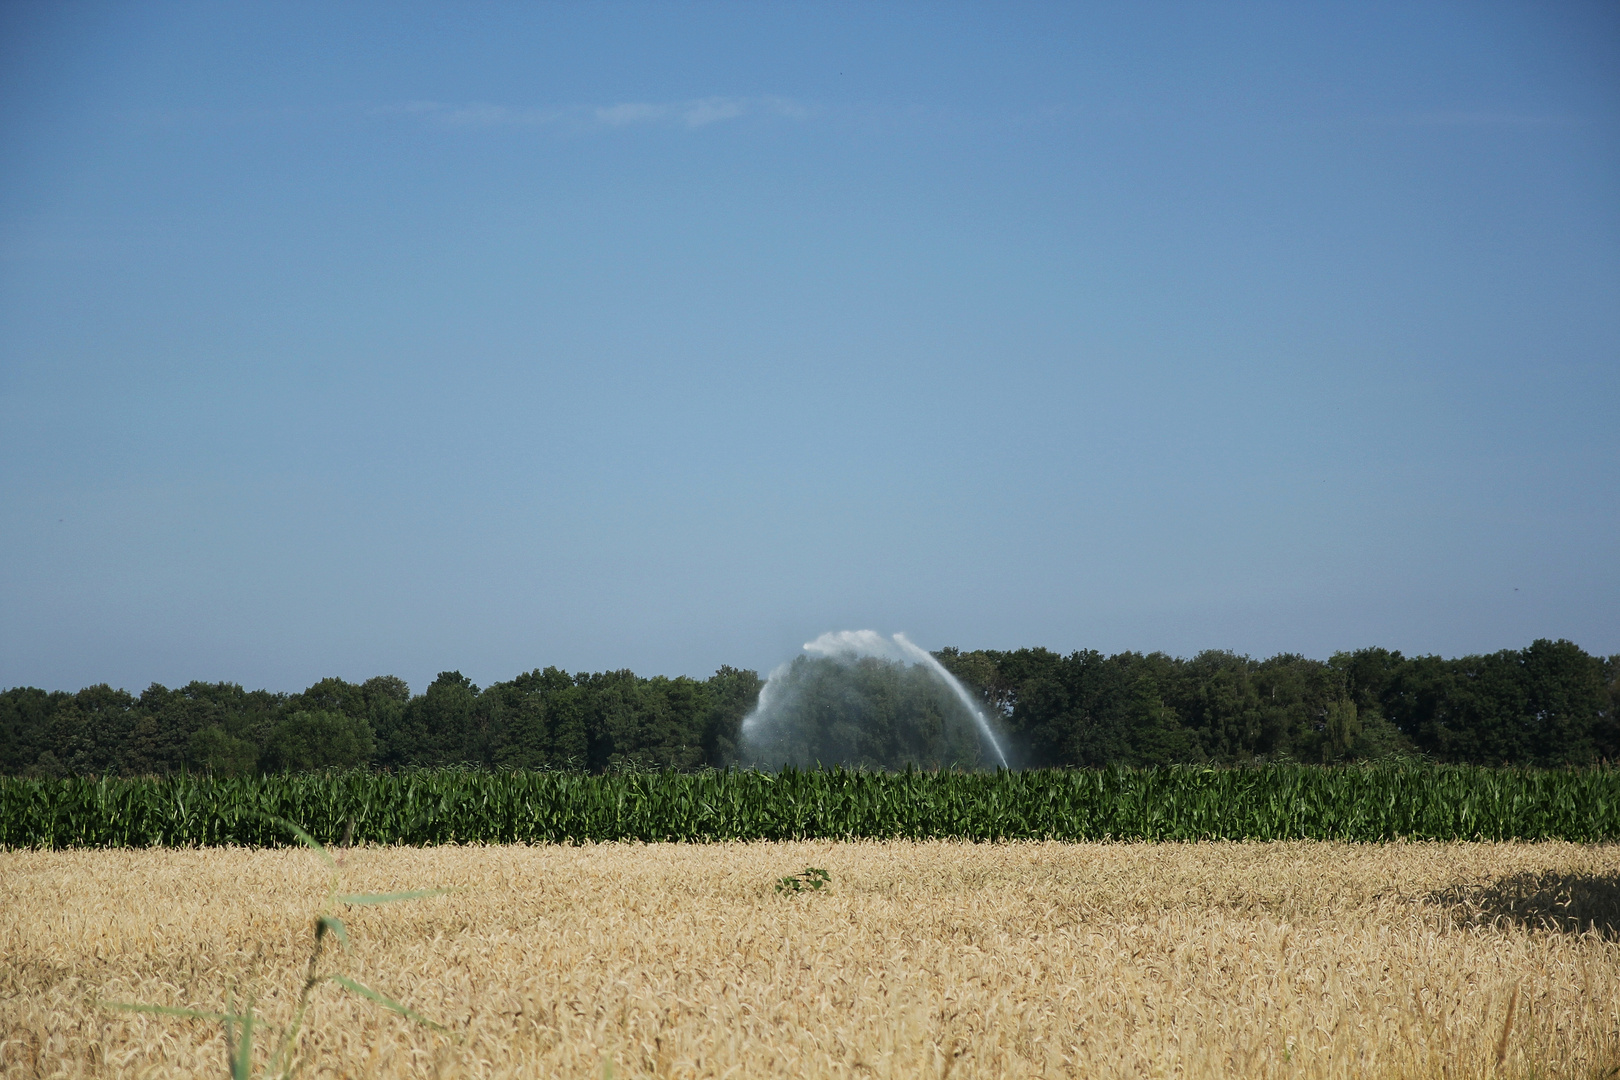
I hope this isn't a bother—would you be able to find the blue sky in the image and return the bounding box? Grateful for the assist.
[2,2,1617,694]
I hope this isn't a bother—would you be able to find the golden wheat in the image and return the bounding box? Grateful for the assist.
[3,841,1617,1079]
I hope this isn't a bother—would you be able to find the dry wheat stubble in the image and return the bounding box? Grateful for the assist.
[2,840,1617,1079]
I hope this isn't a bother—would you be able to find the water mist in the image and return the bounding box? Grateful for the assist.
[739,631,1010,771]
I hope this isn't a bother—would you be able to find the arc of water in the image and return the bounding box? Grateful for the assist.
[741,629,1013,770]
[890,633,1010,769]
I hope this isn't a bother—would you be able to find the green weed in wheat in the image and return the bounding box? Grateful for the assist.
[102,817,449,1079]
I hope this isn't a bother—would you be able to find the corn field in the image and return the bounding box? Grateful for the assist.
[4,765,1616,848]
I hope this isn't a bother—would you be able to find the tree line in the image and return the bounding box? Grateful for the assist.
[1,639,1614,776]
[937,638,1617,768]
[0,667,763,778]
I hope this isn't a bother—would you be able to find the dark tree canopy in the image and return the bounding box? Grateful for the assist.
[1,640,1613,775]
[934,640,1616,768]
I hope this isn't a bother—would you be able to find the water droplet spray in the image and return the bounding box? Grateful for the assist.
[740,630,1010,770]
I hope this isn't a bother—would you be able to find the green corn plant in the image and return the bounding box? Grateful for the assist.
[7,765,1620,848]
[103,817,450,1079]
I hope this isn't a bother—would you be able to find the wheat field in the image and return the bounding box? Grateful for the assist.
[3,841,1617,1079]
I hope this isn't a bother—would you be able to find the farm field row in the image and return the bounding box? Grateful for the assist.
[5,765,1619,847]
[3,840,1617,1078]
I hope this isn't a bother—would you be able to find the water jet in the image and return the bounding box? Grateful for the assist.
[739,631,1010,770]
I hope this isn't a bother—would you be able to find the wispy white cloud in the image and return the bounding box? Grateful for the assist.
[594,102,669,127]
[676,98,747,127]
[390,96,810,132]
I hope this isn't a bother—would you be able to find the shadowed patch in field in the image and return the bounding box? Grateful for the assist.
[1430,871,1620,936]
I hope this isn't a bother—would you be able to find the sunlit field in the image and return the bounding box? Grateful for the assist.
[4,841,1618,1079]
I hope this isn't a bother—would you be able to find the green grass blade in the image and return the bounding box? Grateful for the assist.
[234,1006,255,1080]
[101,1001,237,1022]
[268,816,335,867]
[330,975,446,1030]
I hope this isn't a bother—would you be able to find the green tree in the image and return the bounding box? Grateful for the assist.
[702,665,763,766]
[486,674,551,770]
[261,710,375,772]
[189,725,260,776]
[485,666,589,769]
[1518,638,1604,765]
[357,675,411,766]
[943,646,1076,768]
[543,673,590,768]
[1122,669,1201,766]
[1598,655,1620,762]
[124,681,285,775]
[0,686,66,775]
[47,684,137,775]
[636,675,709,770]
[387,672,479,767]
[1174,651,1265,761]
